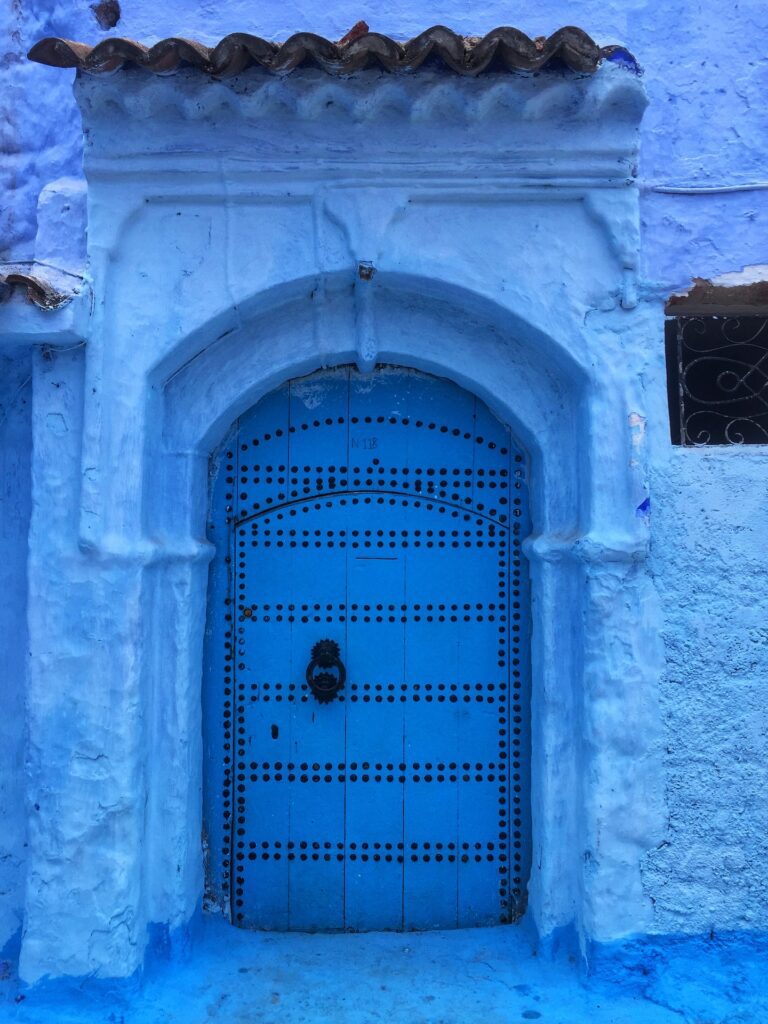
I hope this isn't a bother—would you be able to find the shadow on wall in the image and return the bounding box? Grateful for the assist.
[0,352,32,966]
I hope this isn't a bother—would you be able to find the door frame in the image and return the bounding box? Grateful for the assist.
[21,63,658,982]
[139,271,664,952]
[22,268,664,981]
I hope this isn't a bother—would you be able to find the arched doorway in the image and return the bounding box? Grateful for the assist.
[203,364,531,931]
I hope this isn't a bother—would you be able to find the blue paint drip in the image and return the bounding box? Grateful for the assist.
[604,48,644,75]
[587,930,768,1019]
[0,927,21,1005]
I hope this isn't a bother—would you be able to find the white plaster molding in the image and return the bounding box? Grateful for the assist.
[321,191,411,373]
[524,532,648,566]
[583,193,642,310]
[322,189,410,269]
[73,536,214,566]
[77,65,646,129]
[353,273,377,373]
[76,65,646,192]
[19,56,661,982]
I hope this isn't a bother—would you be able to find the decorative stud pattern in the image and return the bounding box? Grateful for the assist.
[245,840,504,863]
[209,366,531,930]
[246,680,507,704]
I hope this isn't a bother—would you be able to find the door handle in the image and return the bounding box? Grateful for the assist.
[306,639,346,704]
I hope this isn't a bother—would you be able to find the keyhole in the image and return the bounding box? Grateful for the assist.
[271,724,279,739]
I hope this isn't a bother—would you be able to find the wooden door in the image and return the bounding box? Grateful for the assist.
[204,366,531,930]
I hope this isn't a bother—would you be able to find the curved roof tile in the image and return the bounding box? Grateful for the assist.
[0,271,74,310]
[28,26,636,77]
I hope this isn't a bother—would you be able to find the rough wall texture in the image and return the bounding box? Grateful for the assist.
[643,447,768,933]
[19,63,659,981]
[0,0,767,968]
[3,0,766,287]
[0,352,31,953]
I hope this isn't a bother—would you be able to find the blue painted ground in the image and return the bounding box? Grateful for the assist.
[2,916,767,1024]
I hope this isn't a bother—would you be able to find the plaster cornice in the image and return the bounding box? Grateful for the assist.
[74,62,647,131]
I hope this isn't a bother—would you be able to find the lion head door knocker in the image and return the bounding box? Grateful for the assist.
[305,639,346,704]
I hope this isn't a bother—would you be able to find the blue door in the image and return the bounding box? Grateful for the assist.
[204,366,531,931]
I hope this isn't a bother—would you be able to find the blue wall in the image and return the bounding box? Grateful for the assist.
[3,0,766,289]
[1,0,767,967]
[0,352,31,957]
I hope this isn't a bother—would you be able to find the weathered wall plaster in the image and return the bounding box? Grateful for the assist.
[0,351,31,958]
[3,0,766,288]
[0,0,766,991]
[643,444,768,933]
[10,61,672,982]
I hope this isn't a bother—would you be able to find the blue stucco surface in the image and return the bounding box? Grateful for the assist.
[3,915,768,1023]
[0,0,766,1018]
[3,0,767,287]
[0,352,31,967]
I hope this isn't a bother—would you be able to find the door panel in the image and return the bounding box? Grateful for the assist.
[205,365,531,931]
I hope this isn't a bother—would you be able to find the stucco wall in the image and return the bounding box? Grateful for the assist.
[4,0,766,288]
[644,442,768,933]
[0,352,32,955]
[0,0,766,964]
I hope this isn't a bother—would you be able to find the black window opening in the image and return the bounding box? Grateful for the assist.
[665,314,768,446]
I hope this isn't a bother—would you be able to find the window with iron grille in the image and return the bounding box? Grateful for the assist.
[665,314,768,446]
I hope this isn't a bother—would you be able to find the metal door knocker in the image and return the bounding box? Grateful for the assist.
[306,639,346,704]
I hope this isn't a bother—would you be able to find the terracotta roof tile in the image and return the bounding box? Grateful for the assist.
[0,270,74,309]
[28,26,636,78]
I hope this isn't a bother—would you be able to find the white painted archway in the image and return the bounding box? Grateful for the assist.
[22,63,661,982]
[142,271,662,948]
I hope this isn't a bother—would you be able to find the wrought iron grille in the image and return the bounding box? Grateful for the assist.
[666,315,768,445]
